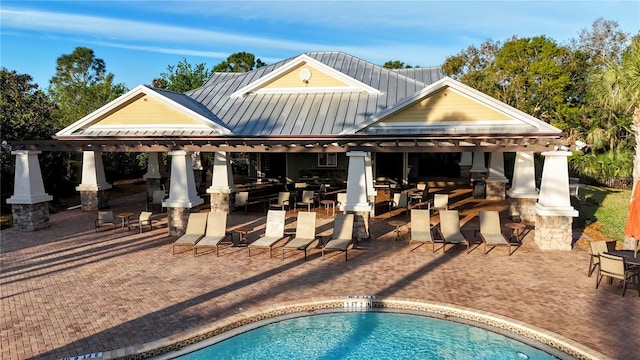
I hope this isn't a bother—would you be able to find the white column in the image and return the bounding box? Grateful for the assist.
[402,152,409,186]
[7,150,53,204]
[144,152,163,180]
[365,152,375,198]
[470,151,487,173]
[345,151,373,212]
[486,152,508,183]
[76,151,112,192]
[163,150,203,208]
[507,152,538,198]
[459,152,472,166]
[534,151,578,216]
[206,151,236,194]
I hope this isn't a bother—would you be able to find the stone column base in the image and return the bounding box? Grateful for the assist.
[486,182,506,200]
[11,202,50,231]
[210,193,231,213]
[509,197,537,222]
[167,207,193,237]
[80,190,109,211]
[459,165,471,179]
[350,211,370,242]
[534,214,573,251]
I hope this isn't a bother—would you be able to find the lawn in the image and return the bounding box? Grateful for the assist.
[577,185,631,242]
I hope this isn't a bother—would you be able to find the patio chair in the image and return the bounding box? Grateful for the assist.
[248,210,288,258]
[132,211,155,234]
[436,210,469,253]
[336,193,347,213]
[588,240,609,277]
[235,191,249,212]
[95,210,116,232]
[322,213,355,261]
[596,253,640,297]
[429,194,448,214]
[172,212,207,255]
[269,191,291,211]
[479,211,518,255]
[194,212,233,257]
[282,211,318,260]
[296,190,315,211]
[409,209,435,252]
[390,193,409,218]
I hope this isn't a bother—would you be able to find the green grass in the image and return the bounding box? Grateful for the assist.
[577,185,631,241]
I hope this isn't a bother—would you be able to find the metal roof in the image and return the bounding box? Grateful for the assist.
[187,51,445,136]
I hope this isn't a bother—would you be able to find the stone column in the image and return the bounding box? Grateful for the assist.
[506,152,538,222]
[7,150,54,231]
[486,152,508,200]
[76,151,112,211]
[144,152,165,193]
[345,151,373,242]
[458,152,472,179]
[206,151,236,213]
[534,151,578,251]
[164,150,204,236]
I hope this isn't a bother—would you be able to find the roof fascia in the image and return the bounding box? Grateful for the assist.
[341,77,561,135]
[230,54,382,98]
[56,85,231,136]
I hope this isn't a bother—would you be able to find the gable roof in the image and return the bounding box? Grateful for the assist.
[55,85,231,138]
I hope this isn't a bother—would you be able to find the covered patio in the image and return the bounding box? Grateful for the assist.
[1,189,638,360]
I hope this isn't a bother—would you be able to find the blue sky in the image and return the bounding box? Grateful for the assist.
[1,1,638,90]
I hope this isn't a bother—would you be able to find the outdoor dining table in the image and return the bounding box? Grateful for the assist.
[606,250,640,267]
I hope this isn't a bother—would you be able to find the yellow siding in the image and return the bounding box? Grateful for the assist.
[262,63,350,89]
[94,94,203,126]
[383,88,513,123]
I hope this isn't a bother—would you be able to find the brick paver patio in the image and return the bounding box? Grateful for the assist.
[1,189,639,360]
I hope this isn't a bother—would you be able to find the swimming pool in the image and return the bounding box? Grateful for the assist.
[173,312,557,359]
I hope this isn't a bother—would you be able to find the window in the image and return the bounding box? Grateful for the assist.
[318,153,337,167]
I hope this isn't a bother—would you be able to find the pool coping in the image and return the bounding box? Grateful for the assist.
[100,296,612,360]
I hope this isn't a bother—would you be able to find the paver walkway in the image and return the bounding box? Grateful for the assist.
[1,190,638,360]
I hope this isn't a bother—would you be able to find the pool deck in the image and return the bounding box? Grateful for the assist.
[1,189,639,360]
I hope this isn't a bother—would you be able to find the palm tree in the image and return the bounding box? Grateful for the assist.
[591,36,640,248]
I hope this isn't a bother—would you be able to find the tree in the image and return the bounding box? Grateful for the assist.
[383,60,413,69]
[570,17,629,68]
[0,68,73,209]
[152,58,212,93]
[213,52,266,73]
[49,47,127,128]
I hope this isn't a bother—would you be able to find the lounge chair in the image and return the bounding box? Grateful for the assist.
[596,253,640,297]
[282,212,318,260]
[269,191,290,211]
[133,211,155,233]
[429,194,448,214]
[479,211,518,255]
[193,212,233,256]
[409,209,434,252]
[588,240,609,277]
[322,213,355,261]
[172,212,207,255]
[248,210,288,258]
[95,210,116,232]
[235,191,249,212]
[436,210,469,253]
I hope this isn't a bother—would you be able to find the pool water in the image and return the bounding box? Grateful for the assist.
[175,312,557,359]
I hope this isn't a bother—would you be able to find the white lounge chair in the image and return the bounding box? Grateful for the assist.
[248,210,288,258]
[282,212,318,260]
[322,213,355,261]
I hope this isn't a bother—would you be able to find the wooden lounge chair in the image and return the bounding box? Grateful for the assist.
[193,212,233,257]
[95,211,116,232]
[479,211,518,255]
[282,212,318,260]
[596,253,640,297]
[172,212,207,255]
[409,209,434,252]
[322,213,355,261]
[436,210,469,253]
[248,210,288,258]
